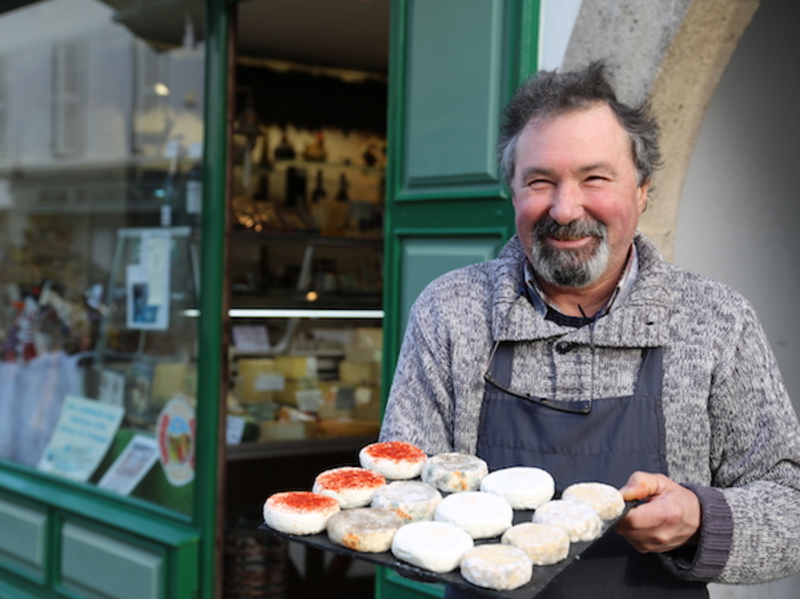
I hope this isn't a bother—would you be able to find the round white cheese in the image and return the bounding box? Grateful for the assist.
[480,466,555,509]
[391,521,474,573]
[434,491,513,539]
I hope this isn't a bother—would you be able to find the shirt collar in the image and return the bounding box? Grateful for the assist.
[523,243,639,319]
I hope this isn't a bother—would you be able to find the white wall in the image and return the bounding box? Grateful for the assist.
[674,2,800,596]
[538,0,583,71]
[675,1,800,416]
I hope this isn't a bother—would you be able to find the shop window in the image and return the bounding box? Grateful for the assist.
[0,0,205,516]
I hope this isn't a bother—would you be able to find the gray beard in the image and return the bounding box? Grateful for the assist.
[529,217,610,288]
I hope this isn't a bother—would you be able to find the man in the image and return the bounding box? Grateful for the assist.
[379,62,800,597]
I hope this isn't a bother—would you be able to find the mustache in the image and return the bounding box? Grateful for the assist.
[533,217,606,242]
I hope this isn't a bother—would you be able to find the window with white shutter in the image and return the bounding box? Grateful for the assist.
[53,39,87,156]
[133,40,170,155]
[0,53,8,159]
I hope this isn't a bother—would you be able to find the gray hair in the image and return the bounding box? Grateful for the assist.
[498,61,662,189]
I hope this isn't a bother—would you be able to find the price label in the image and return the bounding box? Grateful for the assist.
[226,415,246,445]
[255,373,285,391]
[295,389,324,412]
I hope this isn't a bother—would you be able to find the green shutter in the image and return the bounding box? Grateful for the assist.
[378,1,539,597]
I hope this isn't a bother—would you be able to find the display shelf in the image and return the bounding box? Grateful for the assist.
[226,434,377,461]
[230,228,382,246]
[264,158,385,176]
[230,292,383,312]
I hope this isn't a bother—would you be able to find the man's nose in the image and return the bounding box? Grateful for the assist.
[549,183,584,224]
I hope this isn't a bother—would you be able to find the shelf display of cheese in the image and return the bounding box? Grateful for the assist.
[229,327,383,442]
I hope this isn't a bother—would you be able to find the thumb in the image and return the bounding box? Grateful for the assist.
[618,471,662,502]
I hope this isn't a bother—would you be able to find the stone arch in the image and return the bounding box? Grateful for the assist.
[562,0,760,260]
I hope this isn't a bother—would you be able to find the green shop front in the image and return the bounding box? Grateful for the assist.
[0,0,538,597]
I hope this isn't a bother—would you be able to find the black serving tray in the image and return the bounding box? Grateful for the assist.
[259,500,635,598]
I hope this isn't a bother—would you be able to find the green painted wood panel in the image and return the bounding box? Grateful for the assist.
[0,496,46,579]
[405,0,505,190]
[60,522,164,599]
[399,236,503,334]
[379,1,540,597]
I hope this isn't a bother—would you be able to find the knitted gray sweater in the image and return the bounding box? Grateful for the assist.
[380,233,800,584]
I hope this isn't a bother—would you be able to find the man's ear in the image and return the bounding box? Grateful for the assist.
[638,181,651,213]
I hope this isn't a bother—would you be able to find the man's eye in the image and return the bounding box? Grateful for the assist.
[527,179,552,188]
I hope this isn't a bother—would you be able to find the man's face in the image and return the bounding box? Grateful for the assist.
[511,103,649,290]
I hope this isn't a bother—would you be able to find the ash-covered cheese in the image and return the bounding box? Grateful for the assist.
[421,453,488,493]
[501,522,570,566]
[326,508,404,553]
[371,480,442,523]
[459,544,533,591]
[532,500,602,543]
[562,482,625,520]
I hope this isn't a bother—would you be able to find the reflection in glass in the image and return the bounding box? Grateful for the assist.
[0,0,204,514]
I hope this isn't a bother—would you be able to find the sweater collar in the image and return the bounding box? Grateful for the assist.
[491,233,671,348]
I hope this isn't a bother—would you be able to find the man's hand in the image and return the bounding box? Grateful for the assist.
[614,471,701,553]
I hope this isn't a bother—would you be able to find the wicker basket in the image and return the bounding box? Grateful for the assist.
[224,516,286,598]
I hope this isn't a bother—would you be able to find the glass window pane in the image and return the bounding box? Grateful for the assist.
[0,0,205,515]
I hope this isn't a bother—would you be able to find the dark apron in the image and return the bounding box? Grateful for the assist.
[445,342,707,599]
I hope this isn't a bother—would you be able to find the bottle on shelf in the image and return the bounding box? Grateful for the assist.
[310,169,327,228]
[274,129,296,161]
[310,169,327,203]
[335,173,350,202]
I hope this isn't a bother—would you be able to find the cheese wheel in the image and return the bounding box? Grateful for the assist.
[501,522,570,566]
[459,544,533,591]
[312,466,387,509]
[532,500,603,542]
[421,453,488,493]
[480,466,555,509]
[359,441,428,480]
[562,482,625,520]
[326,508,404,553]
[434,491,513,539]
[391,521,474,573]
[262,491,340,535]
[371,480,443,523]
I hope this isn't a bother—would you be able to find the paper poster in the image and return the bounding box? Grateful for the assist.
[97,369,126,407]
[156,397,195,487]
[37,395,125,482]
[97,435,159,495]
[126,231,170,331]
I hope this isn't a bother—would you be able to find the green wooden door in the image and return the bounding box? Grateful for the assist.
[378,1,539,597]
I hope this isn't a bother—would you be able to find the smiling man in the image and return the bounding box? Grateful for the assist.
[379,62,800,597]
